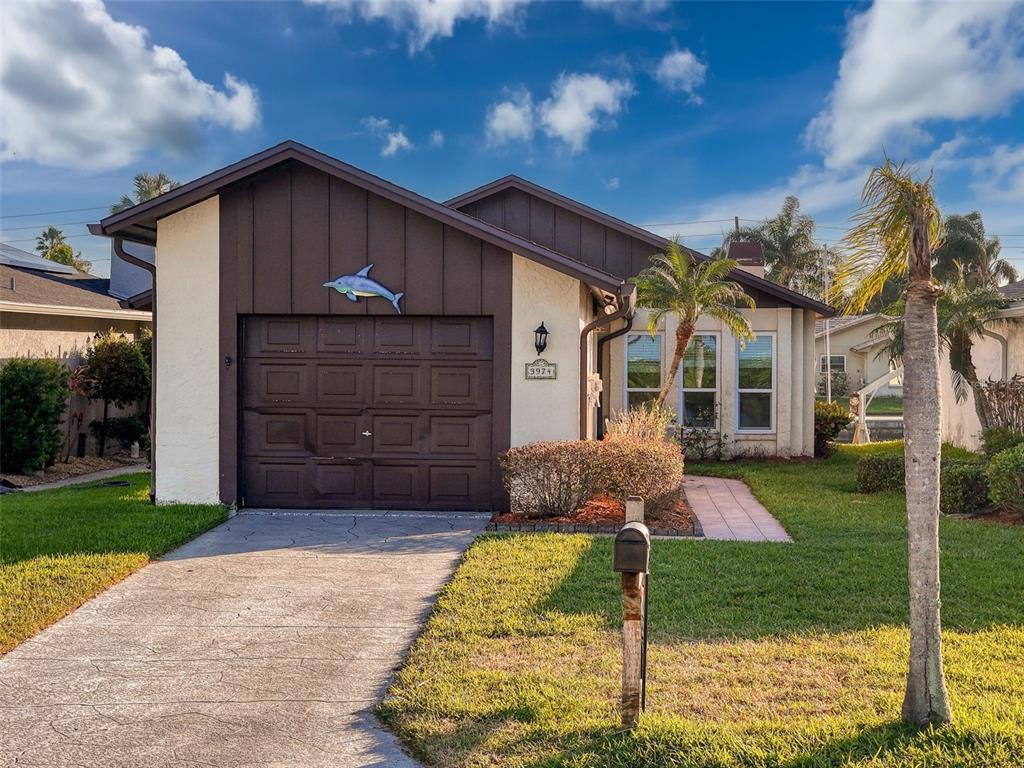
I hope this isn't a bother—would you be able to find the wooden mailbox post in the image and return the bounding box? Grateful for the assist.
[614,498,650,729]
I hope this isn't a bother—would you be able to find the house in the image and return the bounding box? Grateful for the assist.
[89,141,833,509]
[0,242,152,455]
[814,313,903,396]
[940,279,1024,450]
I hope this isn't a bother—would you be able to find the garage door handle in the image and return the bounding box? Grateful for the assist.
[361,430,372,437]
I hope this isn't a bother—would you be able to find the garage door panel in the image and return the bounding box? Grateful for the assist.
[243,411,308,456]
[431,318,492,358]
[429,415,490,456]
[371,463,423,506]
[429,463,489,508]
[373,317,428,355]
[430,364,491,408]
[371,415,421,454]
[316,413,366,455]
[244,460,310,504]
[316,364,366,403]
[244,362,311,406]
[372,365,424,405]
[314,462,371,505]
[244,317,316,356]
[316,317,366,354]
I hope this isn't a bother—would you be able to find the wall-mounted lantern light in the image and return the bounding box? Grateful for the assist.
[534,322,549,355]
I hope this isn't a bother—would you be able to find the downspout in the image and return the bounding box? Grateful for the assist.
[595,313,635,439]
[580,285,636,438]
[114,237,157,503]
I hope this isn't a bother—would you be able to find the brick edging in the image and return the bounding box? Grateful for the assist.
[485,521,699,537]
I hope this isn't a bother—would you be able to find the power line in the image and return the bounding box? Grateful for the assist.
[0,205,109,219]
[0,233,97,244]
[0,219,98,232]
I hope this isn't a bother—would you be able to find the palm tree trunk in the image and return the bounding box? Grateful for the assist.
[901,207,952,726]
[655,323,694,408]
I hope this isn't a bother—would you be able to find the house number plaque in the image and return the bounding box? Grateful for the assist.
[525,358,557,380]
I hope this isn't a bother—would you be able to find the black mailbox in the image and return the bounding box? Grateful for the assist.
[613,522,651,574]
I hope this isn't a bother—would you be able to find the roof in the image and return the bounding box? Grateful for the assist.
[726,241,765,266]
[446,175,835,316]
[0,243,77,275]
[91,141,629,296]
[1000,280,1024,303]
[0,264,148,319]
[814,314,881,337]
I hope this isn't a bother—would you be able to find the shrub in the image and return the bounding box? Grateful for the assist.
[597,437,685,518]
[980,426,1024,459]
[986,443,1024,515]
[939,463,989,516]
[605,402,675,442]
[80,332,150,457]
[0,358,70,473]
[975,375,1024,433]
[500,441,602,518]
[818,370,850,398]
[89,415,148,450]
[856,455,905,493]
[814,400,852,458]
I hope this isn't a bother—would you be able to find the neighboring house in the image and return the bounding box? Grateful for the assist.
[89,140,833,509]
[0,242,152,456]
[940,279,1024,450]
[107,239,154,309]
[814,314,902,396]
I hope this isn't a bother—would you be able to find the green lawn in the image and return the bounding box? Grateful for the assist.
[379,444,1024,767]
[0,473,226,653]
[818,395,904,416]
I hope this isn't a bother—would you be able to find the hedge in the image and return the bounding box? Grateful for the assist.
[986,443,1024,515]
[856,454,989,515]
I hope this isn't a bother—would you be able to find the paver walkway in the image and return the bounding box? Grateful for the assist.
[684,475,791,542]
[0,509,488,767]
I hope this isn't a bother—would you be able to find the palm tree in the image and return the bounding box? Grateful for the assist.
[633,241,755,407]
[724,196,821,293]
[879,264,1007,430]
[35,226,91,272]
[838,159,951,726]
[933,212,1016,288]
[111,172,181,213]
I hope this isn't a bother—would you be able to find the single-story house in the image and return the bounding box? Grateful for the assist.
[814,313,902,396]
[940,279,1024,450]
[0,243,152,455]
[89,140,833,510]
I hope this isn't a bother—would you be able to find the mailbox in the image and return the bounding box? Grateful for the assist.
[613,522,651,574]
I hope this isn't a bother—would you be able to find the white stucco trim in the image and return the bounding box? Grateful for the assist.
[0,301,152,321]
[154,196,220,504]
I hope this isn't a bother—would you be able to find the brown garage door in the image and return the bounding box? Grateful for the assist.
[241,315,494,510]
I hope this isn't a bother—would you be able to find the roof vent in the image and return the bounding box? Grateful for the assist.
[727,241,765,279]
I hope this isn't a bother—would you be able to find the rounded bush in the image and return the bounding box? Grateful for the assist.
[500,441,602,518]
[0,358,70,473]
[986,443,1024,515]
[814,400,852,458]
[598,437,685,517]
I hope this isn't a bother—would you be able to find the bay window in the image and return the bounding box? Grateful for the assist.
[737,334,775,432]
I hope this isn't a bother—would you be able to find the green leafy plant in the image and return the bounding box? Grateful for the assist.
[814,400,852,458]
[678,404,728,461]
[80,333,150,457]
[939,463,989,516]
[89,415,148,451]
[0,359,70,473]
[818,370,850,398]
[986,443,1024,515]
[980,426,1024,460]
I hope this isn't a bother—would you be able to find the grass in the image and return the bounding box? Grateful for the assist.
[379,443,1024,767]
[818,395,904,416]
[0,473,226,653]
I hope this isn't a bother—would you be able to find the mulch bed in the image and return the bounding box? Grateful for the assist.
[948,510,1024,527]
[487,494,699,537]
[1,454,145,489]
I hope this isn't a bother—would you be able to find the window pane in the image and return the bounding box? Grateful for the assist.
[627,390,658,409]
[627,335,661,389]
[738,392,772,430]
[739,336,773,389]
[683,335,717,389]
[820,355,845,373]
[682,391,716,427]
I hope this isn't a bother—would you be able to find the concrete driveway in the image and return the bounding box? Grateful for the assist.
[0,510,487,767]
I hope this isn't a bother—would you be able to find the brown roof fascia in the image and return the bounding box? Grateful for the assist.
[91,141,626,295]
[446,175,836,317]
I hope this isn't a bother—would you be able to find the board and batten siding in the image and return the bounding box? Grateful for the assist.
[155,196,221,504]
[216,160,514,506]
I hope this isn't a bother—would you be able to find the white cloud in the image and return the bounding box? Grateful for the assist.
[971,144,1024,202]
[602,176,620,191]
[485,88,535,146]
[538,73,634,153]
[429,130,445,148]
[0,0,259,171]
[582,0,669,24]
[361,116,414,157]
[807,0,1024,169]
[306,0,530,53]
[653,49,707,100]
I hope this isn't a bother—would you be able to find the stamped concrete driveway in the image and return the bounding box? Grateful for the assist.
[0,510,487,768]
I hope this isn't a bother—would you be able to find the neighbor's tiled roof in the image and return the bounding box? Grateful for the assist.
[814,314,878,336]
[1000,280,1024,303]
[0,264,124,312]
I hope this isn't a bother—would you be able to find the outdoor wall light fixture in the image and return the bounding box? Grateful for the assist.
[534,322,549,355]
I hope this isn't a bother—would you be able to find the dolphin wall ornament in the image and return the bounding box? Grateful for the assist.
[322,265,404,313]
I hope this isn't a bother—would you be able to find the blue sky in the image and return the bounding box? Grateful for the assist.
[2,0,1023,278]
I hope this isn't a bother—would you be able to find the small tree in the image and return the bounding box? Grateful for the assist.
[1,359,70,473]
[80,333,150,457]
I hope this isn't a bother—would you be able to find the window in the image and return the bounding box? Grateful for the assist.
[680,334,718,428]
[625,334,661,408]
[819,354,846,373]
[737,335,774,431]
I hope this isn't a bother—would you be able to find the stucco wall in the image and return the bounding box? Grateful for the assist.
[155,196,220,504]
[815,318,902,394]
[606,306,816,457]
[0,312,147,363]
[510,254,585,445]
[940,313,1023,450]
